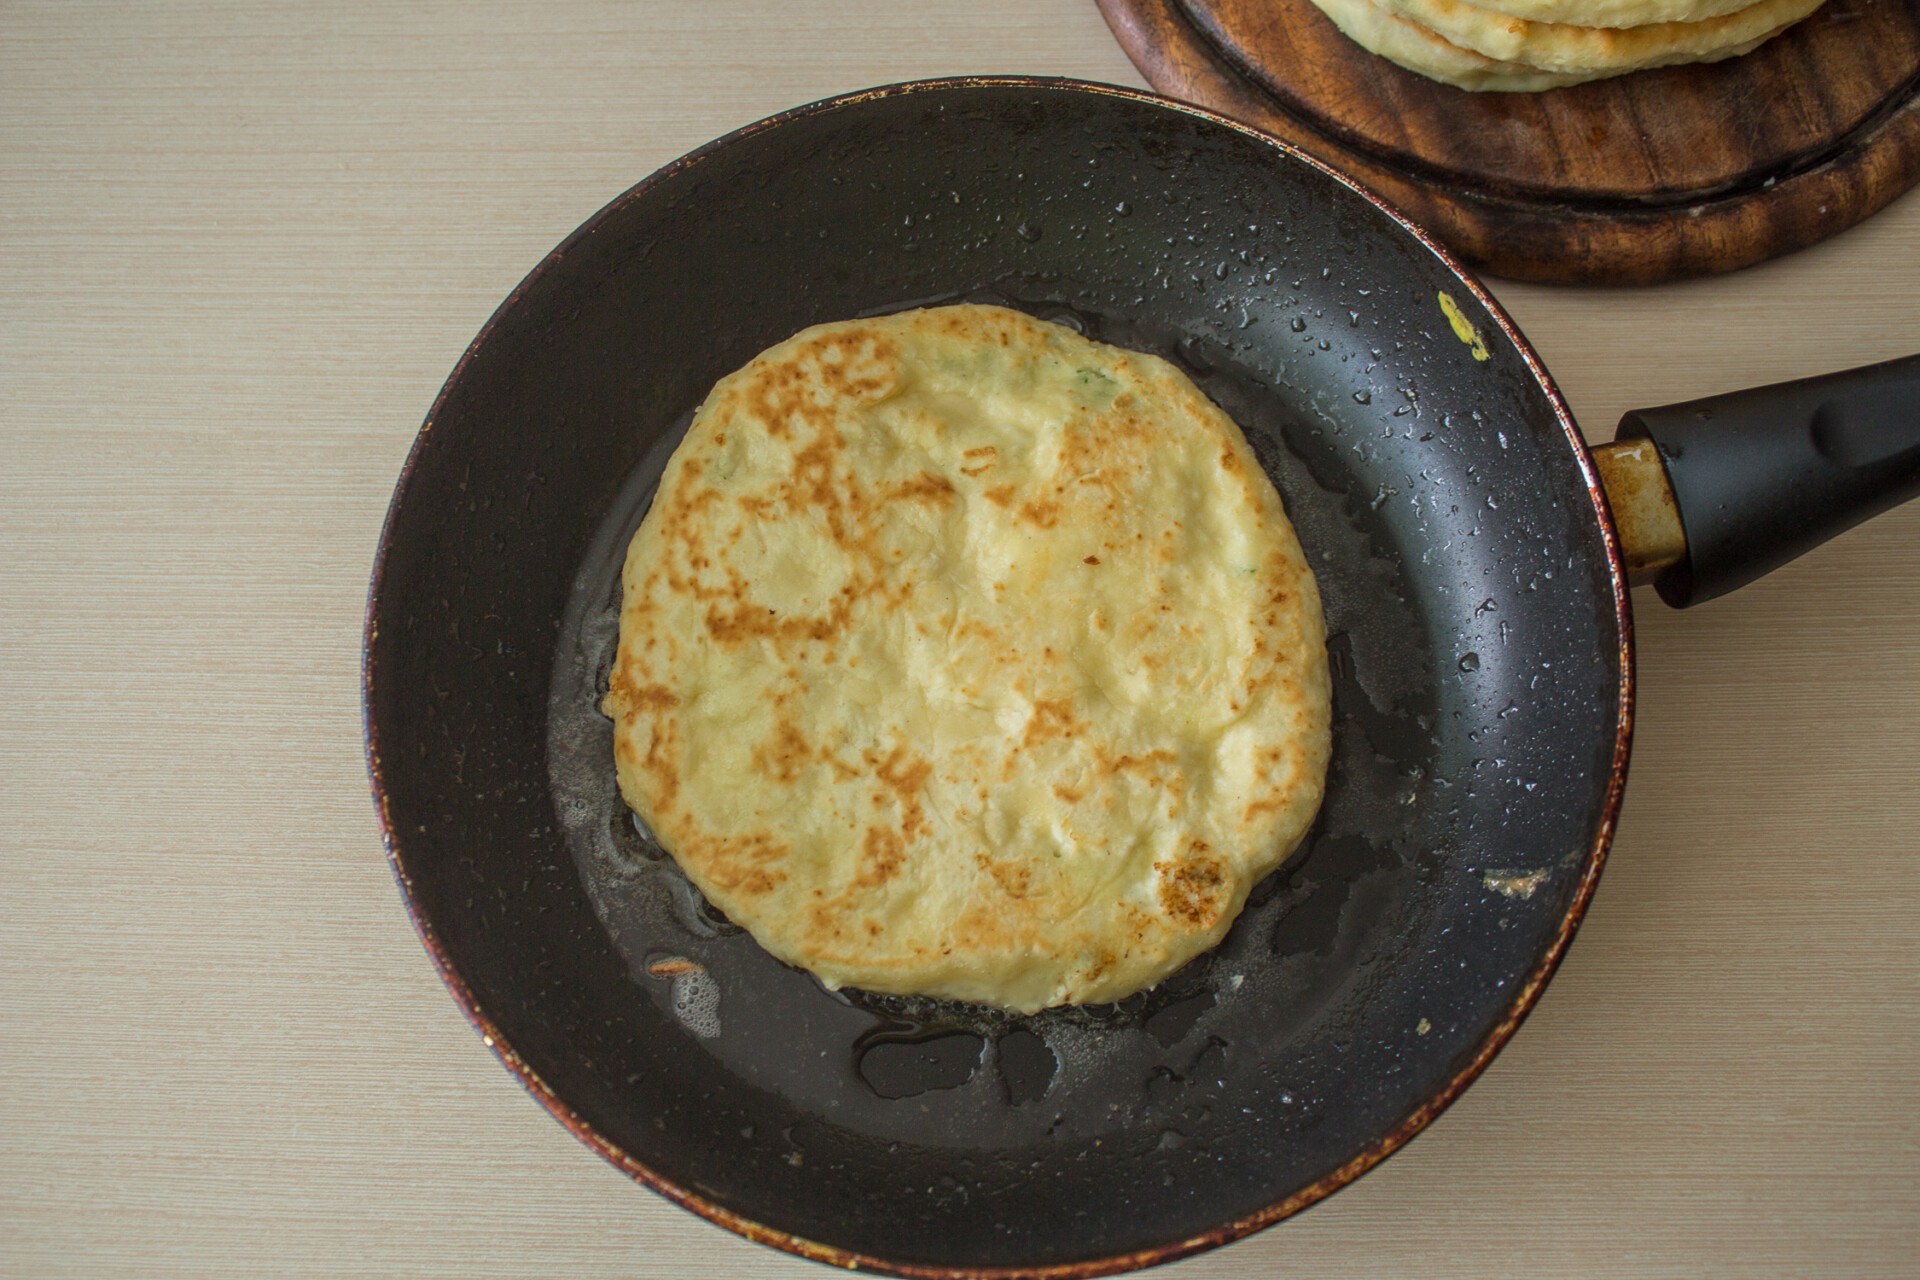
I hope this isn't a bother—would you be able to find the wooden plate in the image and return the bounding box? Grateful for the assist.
[1097,0,1920,282]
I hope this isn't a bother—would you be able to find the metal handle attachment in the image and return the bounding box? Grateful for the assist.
[1595,354,1920,608]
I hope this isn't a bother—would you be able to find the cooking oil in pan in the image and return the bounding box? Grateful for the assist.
[546,291,1443,1152]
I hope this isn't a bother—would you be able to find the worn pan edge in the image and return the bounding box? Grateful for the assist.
[361,74,1637,1279]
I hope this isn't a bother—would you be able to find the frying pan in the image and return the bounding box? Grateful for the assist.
[363,78,1920,1277]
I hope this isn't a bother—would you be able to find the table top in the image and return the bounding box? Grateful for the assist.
[4,3,1916,1277]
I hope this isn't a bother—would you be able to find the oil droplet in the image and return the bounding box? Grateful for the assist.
[1458,652,1480,672]
[857,1030,985,1099]
[1144,1065,1183,1105]
[997,1028,1058,1105]
[1174,335,1216,375]
[1034,302,1090,335]
[1144,991,1216,1047]
[613,807,665,864]
[1289,317,1307,333]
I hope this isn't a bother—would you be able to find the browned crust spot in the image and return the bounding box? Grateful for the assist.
[979,853,1035,899]
[958,445,998,478]
[1156,844,1228,929]
[1017,495,1062,529]
[607,669,677,713]
[952,901,1014,953]
[610,672,685,817]
[866,745,934,841]
[752,719,812,784]
[1103,748,1178,778]
[690,830,790,898]
[856,825,906,888]
[1022,698,1084,749]
[704,583,859,648]
[886,470,956,505]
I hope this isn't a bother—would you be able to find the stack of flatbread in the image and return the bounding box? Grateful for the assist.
[1308,0,1826,90]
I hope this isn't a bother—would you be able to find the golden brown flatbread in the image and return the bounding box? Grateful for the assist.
[604,305,1331,1012]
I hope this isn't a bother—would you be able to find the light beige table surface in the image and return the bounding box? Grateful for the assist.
[5,3,1917,1277]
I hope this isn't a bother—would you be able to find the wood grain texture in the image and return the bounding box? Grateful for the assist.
[1,1,1917,1277]
[1098,0,1920,282]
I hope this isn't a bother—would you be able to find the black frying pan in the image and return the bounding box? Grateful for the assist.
[363,79,1920,1278]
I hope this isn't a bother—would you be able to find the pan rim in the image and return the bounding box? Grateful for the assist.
[362,73,1636,1280]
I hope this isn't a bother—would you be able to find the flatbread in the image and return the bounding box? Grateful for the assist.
[1372,0,1823,74]
[603,305,1332,1014]
[1447,0,1760,27]
[1307,0,1594,89]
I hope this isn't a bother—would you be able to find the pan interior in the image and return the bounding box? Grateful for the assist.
[369,83,1624,1272]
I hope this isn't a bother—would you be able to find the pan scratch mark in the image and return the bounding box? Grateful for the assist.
[1483,869,1547,900]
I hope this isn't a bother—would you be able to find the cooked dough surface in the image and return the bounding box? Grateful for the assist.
[1310,0,1821,90]
[1373,0,1822,75]
[604,305,1331,1013]
[1451,0,1759,27]
[1307,0,1593,90]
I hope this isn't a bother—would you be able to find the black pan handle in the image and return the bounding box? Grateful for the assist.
[1600,353,1920,608]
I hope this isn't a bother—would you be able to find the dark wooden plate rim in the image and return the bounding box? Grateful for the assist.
[361,75,1635,1279]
